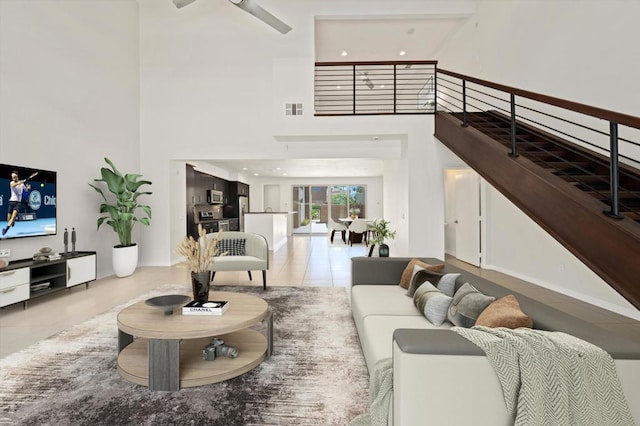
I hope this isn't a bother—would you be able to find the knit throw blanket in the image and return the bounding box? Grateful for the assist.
[453,326,635,426]
[350,358,393,426]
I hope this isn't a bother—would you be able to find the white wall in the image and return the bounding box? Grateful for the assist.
[436,0,640,117]
[138,0,475,267]
[435,0,640,318]
[484,186,639,319]
[0,0,140,278]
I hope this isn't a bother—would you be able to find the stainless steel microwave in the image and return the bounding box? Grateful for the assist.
[207,189,224,204]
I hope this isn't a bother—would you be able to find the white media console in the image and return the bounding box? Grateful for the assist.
[0,251,96,309]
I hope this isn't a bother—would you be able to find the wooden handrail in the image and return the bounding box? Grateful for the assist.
[315,60,438,67]
[437,68,640,130]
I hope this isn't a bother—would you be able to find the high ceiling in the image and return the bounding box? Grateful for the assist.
[204,3,472,178]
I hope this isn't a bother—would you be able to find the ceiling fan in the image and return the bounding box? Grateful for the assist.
[172,0,292,34]
[357,71,375,89]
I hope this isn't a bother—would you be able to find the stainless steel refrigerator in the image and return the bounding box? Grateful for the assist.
[239,196,248,231]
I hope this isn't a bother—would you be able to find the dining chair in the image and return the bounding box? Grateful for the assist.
[348,219,369,246]
[328,217,347,244]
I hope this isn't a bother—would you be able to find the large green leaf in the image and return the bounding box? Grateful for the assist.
[89,157,153,246]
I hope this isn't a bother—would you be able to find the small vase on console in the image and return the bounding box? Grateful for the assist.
[191,271,212,302]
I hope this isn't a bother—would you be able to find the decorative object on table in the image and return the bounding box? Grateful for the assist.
[144,294,191,315]
[176,223,224,302]
[349,207,360,219]
[182,300,229,315]
[202,338,239,361]
[71,227,76,254]
[89,157,152,278]
[368,219,396,257]
[32,247,62,262]
[63,228,69,255]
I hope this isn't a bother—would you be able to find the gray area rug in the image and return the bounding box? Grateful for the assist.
[0,285,369,425]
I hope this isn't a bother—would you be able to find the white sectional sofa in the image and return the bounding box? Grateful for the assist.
[350,256,640,425]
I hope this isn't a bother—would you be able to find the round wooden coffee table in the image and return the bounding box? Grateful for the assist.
[117,291,273,391]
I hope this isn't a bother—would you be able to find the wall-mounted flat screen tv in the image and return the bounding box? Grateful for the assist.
[0,163,57,240]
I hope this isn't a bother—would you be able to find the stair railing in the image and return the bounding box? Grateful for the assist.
[436,68,640,221]
[314,61,437,116]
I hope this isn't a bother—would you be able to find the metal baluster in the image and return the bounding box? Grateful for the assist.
[509,93,519,157]
[461,79,468,127]
[605,122,624,219]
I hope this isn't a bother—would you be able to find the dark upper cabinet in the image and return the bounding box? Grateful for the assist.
[237,182,249,196]
[186,164,197,205]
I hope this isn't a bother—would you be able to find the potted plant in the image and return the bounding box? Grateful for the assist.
[369,219,396,257]
[349,207,361,219]
[89,157,152,277]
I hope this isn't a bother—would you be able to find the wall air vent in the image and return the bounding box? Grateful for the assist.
[285,103,303,116]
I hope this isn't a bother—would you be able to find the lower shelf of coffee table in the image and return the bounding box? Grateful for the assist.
[117,328,267,388]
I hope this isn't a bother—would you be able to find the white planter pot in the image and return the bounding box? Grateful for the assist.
[112,244,138,278]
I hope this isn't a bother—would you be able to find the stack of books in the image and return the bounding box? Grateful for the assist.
[182,300,229,315]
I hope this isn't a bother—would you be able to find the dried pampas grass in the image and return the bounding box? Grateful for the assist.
[176,224,224,273]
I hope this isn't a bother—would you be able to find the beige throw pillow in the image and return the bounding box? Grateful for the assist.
[475,295,533,329]
[399,259,445,289]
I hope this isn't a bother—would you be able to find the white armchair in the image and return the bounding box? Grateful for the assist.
[205,231,269,289]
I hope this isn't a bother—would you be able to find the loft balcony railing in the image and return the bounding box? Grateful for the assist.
[435,68,640,223]
[314,61,437,116]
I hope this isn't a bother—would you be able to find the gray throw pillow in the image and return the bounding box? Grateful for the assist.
[406,265,443,297]
[413,281,453,326]
[436,273,460,297]
[447,282,495,328]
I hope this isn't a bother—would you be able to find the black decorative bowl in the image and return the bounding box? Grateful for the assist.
[145,294,191,315]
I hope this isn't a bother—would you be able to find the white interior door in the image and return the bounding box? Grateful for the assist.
[454,170,481,266]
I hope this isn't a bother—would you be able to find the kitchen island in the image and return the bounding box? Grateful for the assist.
[244,212,292,251]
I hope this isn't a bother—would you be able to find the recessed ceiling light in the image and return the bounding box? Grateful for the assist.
[283,173,288,176]
[341,51,348,57]
[242,167,248,171]
[399,51,406,56]
[380,85,385,89]
[253,173,259,176]
[336,85,341,89]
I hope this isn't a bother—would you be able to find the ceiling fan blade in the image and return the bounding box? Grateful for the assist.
[173,0,198,8]
[229,0,292,34]
[357,71,375,89]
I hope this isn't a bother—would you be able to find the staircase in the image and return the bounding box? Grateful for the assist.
[459,110,640,224]
[434,110,640,310]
